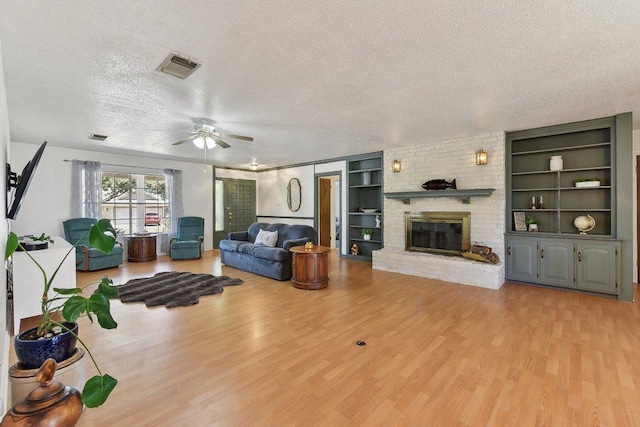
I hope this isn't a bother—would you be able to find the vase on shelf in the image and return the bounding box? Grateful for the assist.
[550,156,563,171]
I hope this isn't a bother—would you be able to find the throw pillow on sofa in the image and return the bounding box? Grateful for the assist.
[255,229,278,247]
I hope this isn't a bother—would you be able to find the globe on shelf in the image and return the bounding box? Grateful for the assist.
[574,215,595,234]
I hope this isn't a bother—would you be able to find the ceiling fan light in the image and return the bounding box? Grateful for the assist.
[205,136,216,149]
[193,136,205,149]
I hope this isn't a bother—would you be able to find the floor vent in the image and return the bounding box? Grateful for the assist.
[157,52,201,79]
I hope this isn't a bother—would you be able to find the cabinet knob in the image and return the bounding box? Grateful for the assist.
[507,247,511,256]
[540,249,544,259]
[577,252,582,262]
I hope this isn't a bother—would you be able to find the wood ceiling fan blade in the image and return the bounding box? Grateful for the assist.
[212,136,231,148]
[213,131,253,141]
[172,135,198,145]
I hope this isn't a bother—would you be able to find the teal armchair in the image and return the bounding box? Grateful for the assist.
[170,216,204,260]
[63,218,124,271]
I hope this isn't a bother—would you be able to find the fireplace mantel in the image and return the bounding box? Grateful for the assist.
[384,188,495,204]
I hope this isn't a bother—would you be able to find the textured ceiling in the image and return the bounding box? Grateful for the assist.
[0,1,639,169]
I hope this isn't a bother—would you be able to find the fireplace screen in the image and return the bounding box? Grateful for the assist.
[405,212,471,255]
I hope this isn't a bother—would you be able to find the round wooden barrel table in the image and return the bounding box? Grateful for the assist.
[290,245,330,290]
[127,234,157,262]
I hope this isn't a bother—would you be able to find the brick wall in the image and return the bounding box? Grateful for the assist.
[373,132,506,289]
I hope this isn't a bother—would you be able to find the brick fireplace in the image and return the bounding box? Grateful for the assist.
[372,132,506,290]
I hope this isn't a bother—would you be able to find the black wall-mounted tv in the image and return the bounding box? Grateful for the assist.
[6,141,47,220]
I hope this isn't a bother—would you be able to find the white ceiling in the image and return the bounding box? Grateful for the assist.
[1,1,639,169]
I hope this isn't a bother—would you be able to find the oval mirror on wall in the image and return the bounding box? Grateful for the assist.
[287,178,301,212]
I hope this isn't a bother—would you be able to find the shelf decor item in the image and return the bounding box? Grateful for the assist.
[550,155,563,171]
[422,178,456,190]
[513,212,527,231]
[362,171,371,186]
[16,233,54,252]
[574,215,596,234]
[526,217,539,232]
[362,228,372,240]
[574,178,601,188]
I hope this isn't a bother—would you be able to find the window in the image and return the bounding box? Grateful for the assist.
[101,172,168,235]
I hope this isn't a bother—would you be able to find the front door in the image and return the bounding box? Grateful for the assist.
[213,178,256,247]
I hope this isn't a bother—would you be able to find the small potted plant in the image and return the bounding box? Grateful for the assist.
[5,219,120,408]
[362,228,372,240]
[16,233,54,251]
[526,217,539,232]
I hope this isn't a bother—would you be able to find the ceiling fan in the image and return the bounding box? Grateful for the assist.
[172,123,253,149]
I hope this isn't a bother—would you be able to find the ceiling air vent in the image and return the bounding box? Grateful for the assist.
[89,134,109,141]
[157,52,201,79]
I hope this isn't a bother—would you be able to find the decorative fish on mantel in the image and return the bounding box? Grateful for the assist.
[422,179,457,190]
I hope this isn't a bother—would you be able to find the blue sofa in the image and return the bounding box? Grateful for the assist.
[219,222,317,280]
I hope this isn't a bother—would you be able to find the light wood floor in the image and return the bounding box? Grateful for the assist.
[18,250,640,426]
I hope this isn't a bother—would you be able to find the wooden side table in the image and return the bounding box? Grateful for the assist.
[127,234,157,262]
[290,245,330,290]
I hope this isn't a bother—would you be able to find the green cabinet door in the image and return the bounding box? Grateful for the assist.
[576,242,619,294]
[506,237,538,283]
[539,240,574,288]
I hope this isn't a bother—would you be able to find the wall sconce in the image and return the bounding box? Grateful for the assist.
[249,162,258,171]
[475,149,488,165]
[392,159,402,173]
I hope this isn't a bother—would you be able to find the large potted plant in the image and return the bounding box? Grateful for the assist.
[5,219,120,408]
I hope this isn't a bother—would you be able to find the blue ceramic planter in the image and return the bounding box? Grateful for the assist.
[14,322,78,369]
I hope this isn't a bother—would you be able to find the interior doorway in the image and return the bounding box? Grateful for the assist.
[316,174,341,250]
[637,156,640,281]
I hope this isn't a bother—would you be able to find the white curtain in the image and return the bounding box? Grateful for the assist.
[71,160,102,218]
[161,168,184,253]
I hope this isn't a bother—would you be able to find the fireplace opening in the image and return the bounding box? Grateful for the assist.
[405,211,470,255]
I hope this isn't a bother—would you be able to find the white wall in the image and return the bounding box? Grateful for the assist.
[10,143,215,250]
[215,168,257,182]
[257,165,314,222]
[0,36,11,414]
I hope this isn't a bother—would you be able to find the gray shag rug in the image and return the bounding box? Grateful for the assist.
[115,271,244,308]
